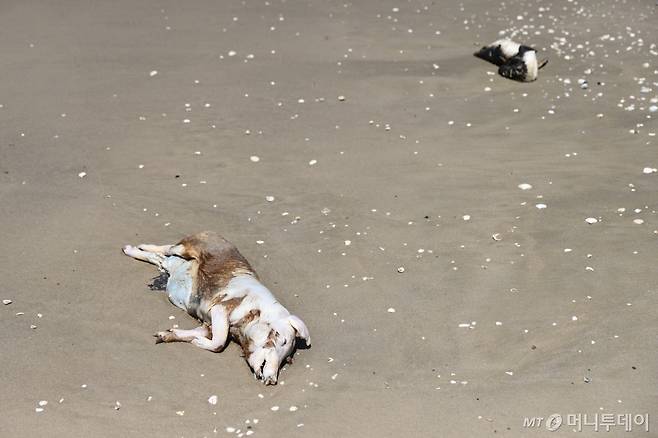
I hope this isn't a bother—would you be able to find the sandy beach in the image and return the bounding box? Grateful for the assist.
[1,0,656,436]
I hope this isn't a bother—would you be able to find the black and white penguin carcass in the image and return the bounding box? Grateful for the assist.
[474,39,548,82]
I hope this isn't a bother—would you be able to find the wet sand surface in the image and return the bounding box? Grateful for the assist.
[1,0,657,436]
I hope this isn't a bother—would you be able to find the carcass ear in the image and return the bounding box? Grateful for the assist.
[288,315,310,346]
